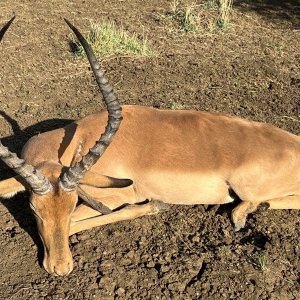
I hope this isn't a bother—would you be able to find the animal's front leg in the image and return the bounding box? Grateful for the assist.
[69,200,170,235]
[71,203,102,223]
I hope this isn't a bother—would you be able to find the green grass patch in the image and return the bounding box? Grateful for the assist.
[274,42,285,57]
[168,1,199,32]
[72,20,157,59]
[258,255,267,272]
[169,100,187,110]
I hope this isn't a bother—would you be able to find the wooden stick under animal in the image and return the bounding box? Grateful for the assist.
[0,17,299,276]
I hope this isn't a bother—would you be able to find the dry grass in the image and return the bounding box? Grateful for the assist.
[217,0,234,29]
[168,1,199,32]
[165,0,234,33]
[71,20,157,59]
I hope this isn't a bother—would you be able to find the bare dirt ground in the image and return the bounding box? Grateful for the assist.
[0,0,299,299]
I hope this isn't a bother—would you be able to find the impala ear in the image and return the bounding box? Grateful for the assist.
[0,176,27,198]
[79,171,133,188]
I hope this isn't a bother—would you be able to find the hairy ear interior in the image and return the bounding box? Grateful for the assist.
[0,176,27,198]
[80,171,133,188]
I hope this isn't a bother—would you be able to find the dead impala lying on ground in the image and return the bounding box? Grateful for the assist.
[0,17,300,276]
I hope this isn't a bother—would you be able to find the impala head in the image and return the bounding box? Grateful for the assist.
[29,164,77,276]
[0,17,126,275]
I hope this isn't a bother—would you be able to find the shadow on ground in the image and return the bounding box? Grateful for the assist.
[235,0,300,29]
[0,112,72,265]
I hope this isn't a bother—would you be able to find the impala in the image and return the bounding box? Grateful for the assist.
[0,17,299,276]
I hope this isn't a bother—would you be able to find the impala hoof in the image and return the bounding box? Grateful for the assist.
[233,219,246,232]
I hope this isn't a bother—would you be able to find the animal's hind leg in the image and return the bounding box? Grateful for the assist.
[231,201,261,231]
[232,194,300,231]
[265,194,300,209]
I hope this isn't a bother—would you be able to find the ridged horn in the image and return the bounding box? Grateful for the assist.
[0,144,52,194]
[0,16,52,195]
[60,19,123,191]
[0,15,15,42]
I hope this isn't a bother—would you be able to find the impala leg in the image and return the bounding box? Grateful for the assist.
[231,201,260,231]
[232,194,300,231]
[265,194,300,209]
[71,203,102,222]
[69,200,169,236]
[72,186,140,222]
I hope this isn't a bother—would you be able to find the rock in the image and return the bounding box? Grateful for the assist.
[98,276,116,291]
[70,235,78,244]
[77,233,90,241]
[168,280,187,292]
[115,287,125,296]
[192,235,200,243]
[120,258,132,266]
[146,261,155,268]
[161,265,170,273]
